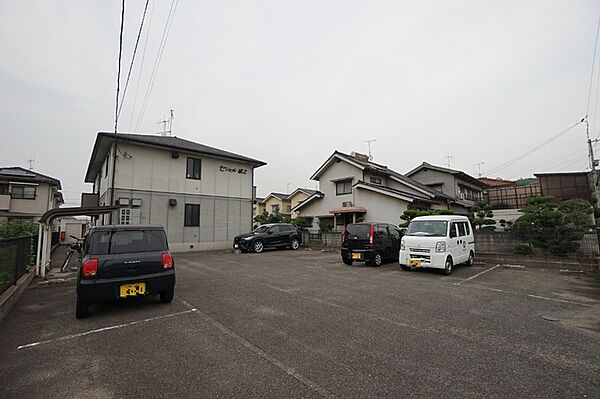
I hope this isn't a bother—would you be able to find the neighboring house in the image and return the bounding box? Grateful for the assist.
[287,188,318,219]
[84,132,266,251]
[0,167,63,223]
[405,162,487,214]
[260,192,292,216]
[293,151,454,231]
[534,171,591,202]
[253,197,265,219]
[478,177,517,188]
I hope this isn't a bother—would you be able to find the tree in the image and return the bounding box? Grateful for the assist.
[399,209,453,227]
[511,195,584,256]
[557,199,593,226]
[471,201,495,230]
[253,211,290,226]
[0,219,38,239]
[290,217,312,230]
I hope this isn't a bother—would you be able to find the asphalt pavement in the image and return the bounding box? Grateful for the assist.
[0,248,599,398]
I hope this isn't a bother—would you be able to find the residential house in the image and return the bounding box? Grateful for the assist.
[405,162,487,214]
[84,132,266,251]
[535,171,591,202]
[292,151,454,231]
[253,196,265,219]
[0,167,63,223]
[287,188,318,219]
[259,192,292,216]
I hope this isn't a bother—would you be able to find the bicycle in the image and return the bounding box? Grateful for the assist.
[61,235,83,272]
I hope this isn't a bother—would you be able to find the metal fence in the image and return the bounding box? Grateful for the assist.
[474,226,599,258]
[0,235,37,295]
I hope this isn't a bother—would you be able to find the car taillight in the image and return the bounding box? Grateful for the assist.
[162,253,174,269]
[369,224,374,244]
[82,258,98,278]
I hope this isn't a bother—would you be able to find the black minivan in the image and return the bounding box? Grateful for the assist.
[341,223,403,266]
[76,225,176,318]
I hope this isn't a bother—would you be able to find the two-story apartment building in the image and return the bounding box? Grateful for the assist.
[292,151,454,230]
[405,162,487,214]
[0,167,63,222]
[84,132,266,251]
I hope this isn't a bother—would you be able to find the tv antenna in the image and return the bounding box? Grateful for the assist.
[157,109,174,136]
[27,157,35,170]
[362,138,376,160]
[444,153,454,168]
[474,162,485,177]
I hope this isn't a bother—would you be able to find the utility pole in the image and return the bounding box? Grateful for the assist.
[475,162,485,177]
[362,139,376,160]
[585,117,600,201]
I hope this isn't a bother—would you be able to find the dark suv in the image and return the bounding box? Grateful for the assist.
[76,225,176,319]
[233,223,302,253]
[341,222,403,266]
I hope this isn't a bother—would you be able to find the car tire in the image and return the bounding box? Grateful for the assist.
[290,238,300,250]
[160,288,174,303]
[343,258,352,265]
[76,297,89,319]
[240,248,248,253]
[465,251,474,266]
[253,240,265,253]
[443,257,453,275]
[400,264,411,271]
[371,252,383,267]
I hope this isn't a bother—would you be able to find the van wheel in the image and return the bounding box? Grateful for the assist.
[253,240,264,253]
[443,257,453,275]
[465,251,474,266]
[76,297,89,319]
[160,289,174,303]
[371,252,383,267]
[290,238,300,250]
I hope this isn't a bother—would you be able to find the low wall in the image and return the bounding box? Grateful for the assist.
[302,232,342,248]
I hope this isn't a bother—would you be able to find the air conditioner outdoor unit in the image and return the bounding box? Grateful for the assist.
[342,201,353,207]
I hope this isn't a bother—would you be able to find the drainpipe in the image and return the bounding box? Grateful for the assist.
[36,223,43,276]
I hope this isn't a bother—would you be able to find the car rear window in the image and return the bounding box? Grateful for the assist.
[86,230,168,255]
[346,224,370,239]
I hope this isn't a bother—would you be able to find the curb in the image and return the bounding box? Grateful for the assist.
[0,269,34,323]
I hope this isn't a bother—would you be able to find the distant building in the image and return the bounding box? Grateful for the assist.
[84,132,266,251]
[534,171,591,202]
[478,177,517,188]
[0,167,63,223]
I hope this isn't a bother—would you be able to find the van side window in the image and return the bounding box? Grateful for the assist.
[388,226,400,239]
[376,225,388,238]
[457,222,466,237]
[463,222,471,236]
[449,223,458,238]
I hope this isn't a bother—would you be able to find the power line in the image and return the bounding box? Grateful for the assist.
[114,0,126,136]
[134,0,179,132]
[586,16,600,117]
[117,0,151,120]
[128,0,155,132]
[483,120,583,176]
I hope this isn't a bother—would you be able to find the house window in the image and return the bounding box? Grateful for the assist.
[370,176,382,185]
[11,185,36,200]
[336,180,352,195]
[0,183,8,195]
[186,157,202,180]
[119,208,131,225]
[271,204,280,213]
[184,204,200,227]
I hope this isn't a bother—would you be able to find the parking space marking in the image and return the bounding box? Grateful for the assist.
[178,298,339,399]
[462,284,593,307]
[17,309,197,350]
[454,264,502,285]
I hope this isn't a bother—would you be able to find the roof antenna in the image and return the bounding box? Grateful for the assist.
[157,114,169,136]
[444,153,454,168]
[362,139,376,160]
[474,162,485,177]
[27,157,35,170]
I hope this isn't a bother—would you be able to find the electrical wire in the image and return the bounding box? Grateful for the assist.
[128,0,155,132]
[587,16,600,117]
[483,120,584,176]
[509,151,582,179]
[134,0,179,132]
[114,0,126,135]
[117,0,151,120]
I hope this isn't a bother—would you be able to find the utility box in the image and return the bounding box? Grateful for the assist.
[81,193,99,208]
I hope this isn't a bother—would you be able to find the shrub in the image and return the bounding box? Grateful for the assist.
[0,219,38,239]
[513,244,532,255]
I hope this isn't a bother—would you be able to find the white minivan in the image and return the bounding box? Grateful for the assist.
[399,215,474,275]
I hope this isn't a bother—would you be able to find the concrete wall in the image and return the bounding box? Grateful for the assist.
[354,188,410,226]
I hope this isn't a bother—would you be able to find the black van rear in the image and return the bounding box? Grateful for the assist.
[341,223,402,267]
[76,225,176,318]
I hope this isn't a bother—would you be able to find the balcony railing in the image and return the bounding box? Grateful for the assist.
[0,194,10,210]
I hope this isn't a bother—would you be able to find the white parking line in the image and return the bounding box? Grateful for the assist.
[178,298,339,399]
[454,264,502,285]
[17,309,197,350]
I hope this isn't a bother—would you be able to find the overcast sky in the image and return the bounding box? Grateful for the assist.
[1,1,599,205]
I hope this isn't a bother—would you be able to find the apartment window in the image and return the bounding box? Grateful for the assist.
[0,183,8,195]
[370,176,382,185]
[336,180,352,195]
[184,204,200,227]
[186,157,202,180]
[271,204,280,213]
[119,208,131,225]
[11,185,36,200]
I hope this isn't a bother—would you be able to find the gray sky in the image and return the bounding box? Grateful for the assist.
[1,1,599,205]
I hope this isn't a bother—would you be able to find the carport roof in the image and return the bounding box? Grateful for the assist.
[39,205,121,224]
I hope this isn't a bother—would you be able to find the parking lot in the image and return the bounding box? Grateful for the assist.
[1,249,599,398]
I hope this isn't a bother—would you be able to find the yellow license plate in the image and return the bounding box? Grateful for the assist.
[120,283,146,298]
[352,253,362,260]
[409,259,422,267]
